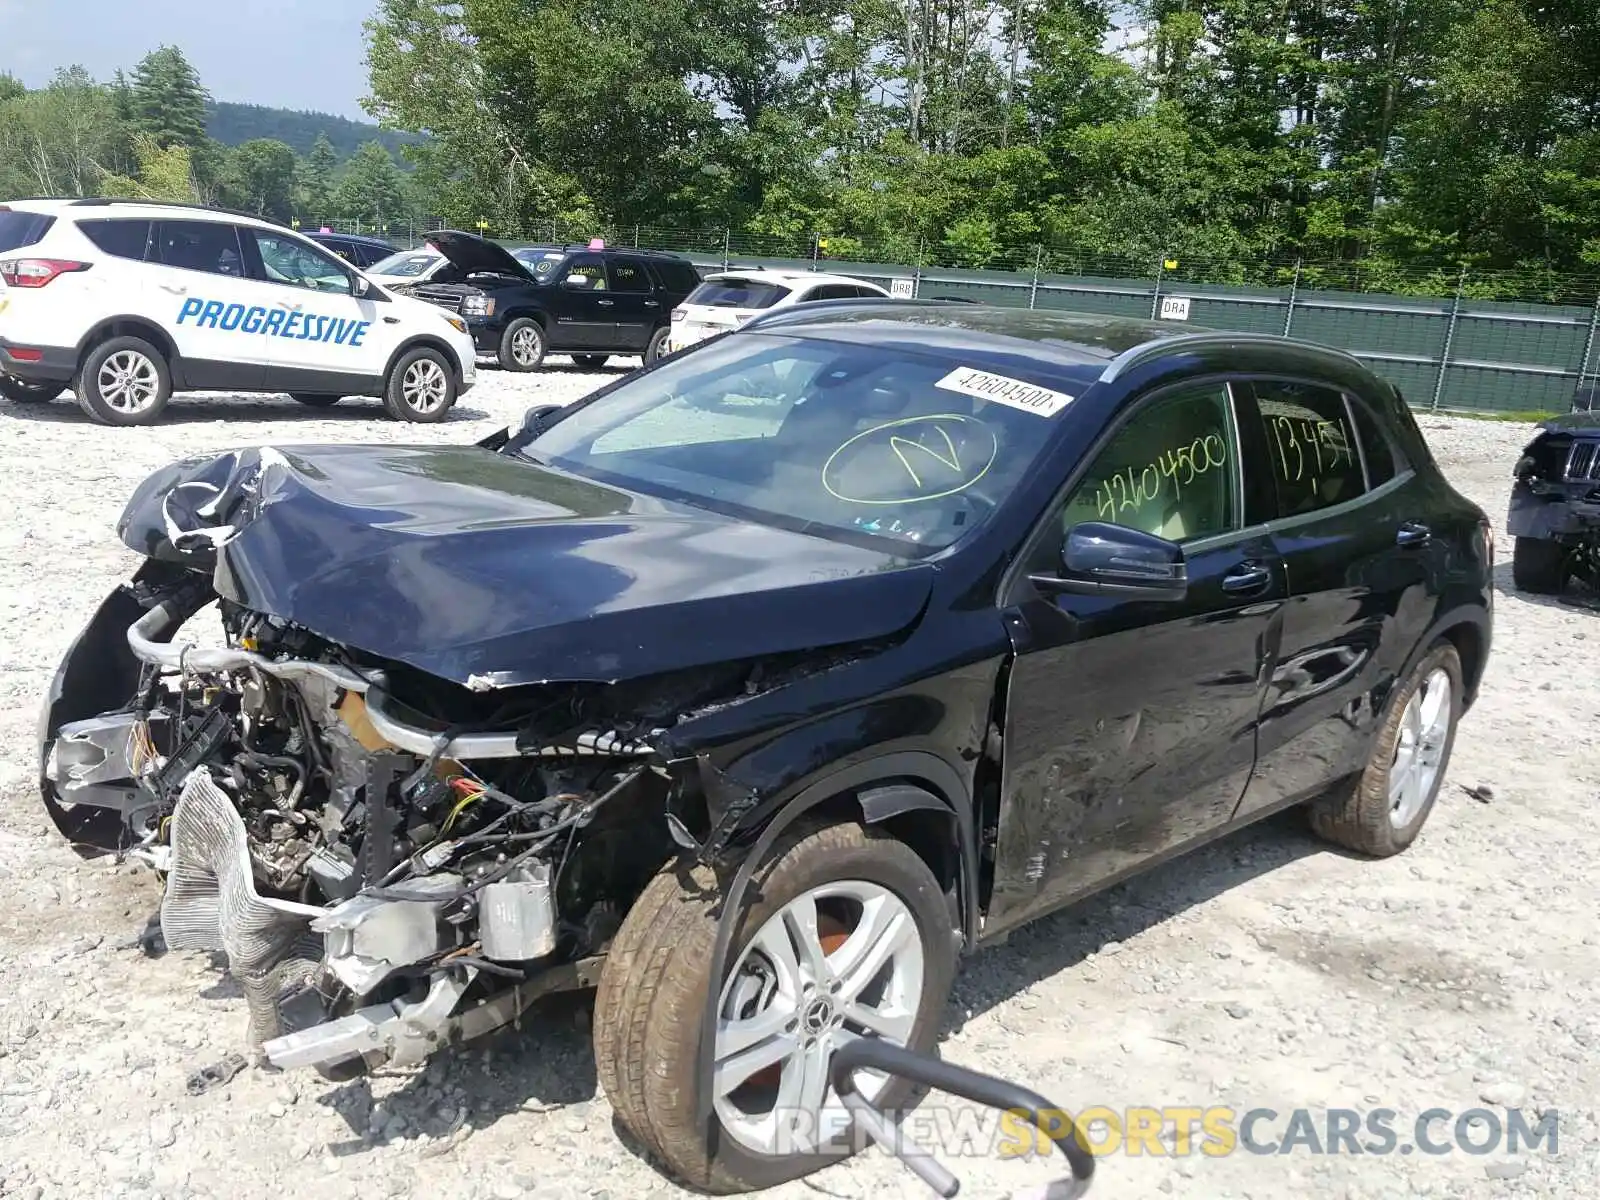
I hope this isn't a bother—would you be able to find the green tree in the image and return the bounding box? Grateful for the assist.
[298,133,338,220]
[129,45,209,149]
[331,140,411,228]
[225,138,298,219]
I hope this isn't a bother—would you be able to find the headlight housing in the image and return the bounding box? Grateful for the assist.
[461,294,495,318]
[443,314,469,334]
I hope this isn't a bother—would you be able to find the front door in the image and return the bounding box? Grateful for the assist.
[238,228,399,394]
[547,254,613,349]
[988,381,1284,932]
[1233,380,1438,816]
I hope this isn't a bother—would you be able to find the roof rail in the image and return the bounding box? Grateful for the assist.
[1096,330,1366,384]
[66,197,292,231]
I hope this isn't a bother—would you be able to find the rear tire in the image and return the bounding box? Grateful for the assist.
[290,393,342,408]
[499,318,545,371]
[593,821,957,1194]
[1511,537,1567,594]
[0,375,60,403]
[572,354,610,369]
[644,325,672,365]
[382,347,457,423]
[75,337,172,426]
[1309,641,1463,857]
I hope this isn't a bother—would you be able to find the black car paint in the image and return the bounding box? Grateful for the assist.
[113,443,935,688]
[410,230,696,358]
[1508,411,1600,541]
[42,307,1492,1101]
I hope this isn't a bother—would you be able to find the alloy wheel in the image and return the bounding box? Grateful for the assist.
[510,326,541,366]
[402,358,449,415]
[713,880,924,1156]
[1389,667,1452,827]
[97,350,161,415]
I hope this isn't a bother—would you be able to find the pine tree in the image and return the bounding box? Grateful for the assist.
[129,45,209,149]
[300,133,338,221]
[331,141,410,228]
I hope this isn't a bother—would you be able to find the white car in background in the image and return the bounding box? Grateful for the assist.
[667,269,891,353]
[364,247,447,288]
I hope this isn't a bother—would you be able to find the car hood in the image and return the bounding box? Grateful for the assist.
[115,445,932,688]
[424,230,535,281]
[1541,410,1600,434]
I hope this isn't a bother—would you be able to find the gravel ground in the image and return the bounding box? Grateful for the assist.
[0,374,1596,1200]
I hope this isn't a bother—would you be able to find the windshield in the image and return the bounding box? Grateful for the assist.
[369,250,440,277]
[512,247,566,282]
[688,279,791,309]
[521,333,1066,553]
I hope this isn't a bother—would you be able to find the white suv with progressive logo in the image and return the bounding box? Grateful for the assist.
[0,199,477,425]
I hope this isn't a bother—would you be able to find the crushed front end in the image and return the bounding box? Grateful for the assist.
[42,577,680,1077]
[39,442,930,1079]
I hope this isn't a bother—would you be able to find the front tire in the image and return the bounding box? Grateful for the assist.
[1511,537,1567,594]
[290,393,342,408]
[75,337,172,426]
[382,347,457,423]
[1309,641,1463,857]
[499,318,545,371]
[0,375,60,403]
[594,821,956,1194]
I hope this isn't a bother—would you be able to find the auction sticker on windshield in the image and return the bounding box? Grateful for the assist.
[936,366,1074,417]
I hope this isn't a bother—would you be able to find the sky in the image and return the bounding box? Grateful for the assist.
[1,0,374,119]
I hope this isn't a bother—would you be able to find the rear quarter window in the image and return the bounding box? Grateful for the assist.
[0,211,56,253]
[76,218,151,260]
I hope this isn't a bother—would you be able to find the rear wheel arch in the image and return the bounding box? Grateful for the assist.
[75,318,179,378]
[1420,606,1490,708]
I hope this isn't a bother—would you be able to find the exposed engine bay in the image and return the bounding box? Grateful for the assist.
[44,581,713,1075]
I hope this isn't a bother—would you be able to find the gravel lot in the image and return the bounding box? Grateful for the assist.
[0,371,1596,1200]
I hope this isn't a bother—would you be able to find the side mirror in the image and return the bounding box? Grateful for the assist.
[1031,520,1188,599]
[562,276,589,290]
[352,274,371,297]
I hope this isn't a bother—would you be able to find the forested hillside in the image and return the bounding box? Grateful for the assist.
[207,101,417,161]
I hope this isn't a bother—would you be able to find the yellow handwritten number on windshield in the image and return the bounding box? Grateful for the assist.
[823,414,999,505]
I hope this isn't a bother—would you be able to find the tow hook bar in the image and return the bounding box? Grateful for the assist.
[829,1038,1095,1199]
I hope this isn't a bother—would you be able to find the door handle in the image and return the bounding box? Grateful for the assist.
[1222,561,1273,594]
[643,300,659,307]
[597,299,614,307]
[1396,522,1432,547]
[160,284,187,295]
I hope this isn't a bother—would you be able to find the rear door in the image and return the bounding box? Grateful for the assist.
[147,220,268,390]
[1231,379,1436,817]
[990,381,1284,929]
[237,227,398,393]
[605,256,659,350]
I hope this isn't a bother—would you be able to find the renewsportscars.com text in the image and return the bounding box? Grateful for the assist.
[772,1105,1559,1159]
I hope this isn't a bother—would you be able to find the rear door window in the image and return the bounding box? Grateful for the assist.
[689,279,791,308]
[154,221,246,276]
[76,218,151,260]
[608,258,652,293]
[0,210,56,253]
[1243,381,1366,518]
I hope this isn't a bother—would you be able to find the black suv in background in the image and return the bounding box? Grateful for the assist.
[308,231,398,269]
[1508,410,1600,592]
[408,231,700,369]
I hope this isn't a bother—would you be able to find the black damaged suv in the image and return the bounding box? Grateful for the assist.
[43,305,1491,1194]
[1508,410,1600,592]
[406,231,699,370]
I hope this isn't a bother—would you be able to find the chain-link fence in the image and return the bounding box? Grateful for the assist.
[305,216,1600,416]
